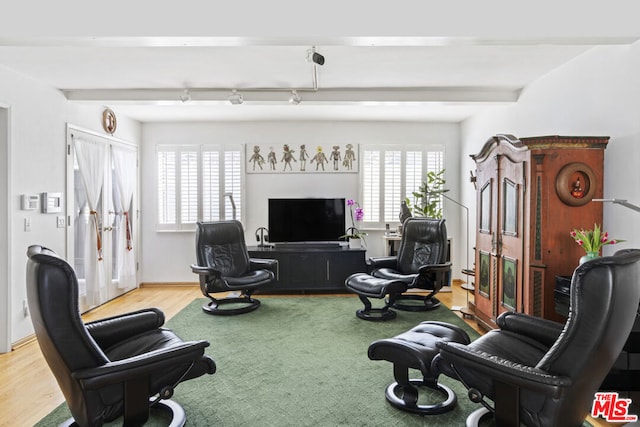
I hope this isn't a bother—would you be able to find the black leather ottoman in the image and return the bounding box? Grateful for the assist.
[345,273,408,321]
[368,321,472,414]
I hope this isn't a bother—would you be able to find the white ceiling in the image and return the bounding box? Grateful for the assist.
[1,2,639,123]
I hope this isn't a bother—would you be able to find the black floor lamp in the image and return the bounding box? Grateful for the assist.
[443,194,474,318]
[593,198,640,213]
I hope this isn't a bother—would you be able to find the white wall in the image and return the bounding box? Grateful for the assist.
[0,64,142,345]
[461,42,640,259]
[140,121,463,283]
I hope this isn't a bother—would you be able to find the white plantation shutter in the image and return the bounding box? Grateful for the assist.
[180,150,198,224]
[362,150,380,222]
[157,150,176,225]
[157,144,244,230]
[405,150,422,203]
[224,150,242,220]
[361,144,445,228]
[202,150,221,221]
[384,151,401,222]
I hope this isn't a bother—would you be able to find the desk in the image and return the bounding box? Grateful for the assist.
[382,235,452,260]
[382,234,402,256]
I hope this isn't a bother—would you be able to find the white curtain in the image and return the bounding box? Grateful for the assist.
[74,135,107,306]
[112,146,137,289]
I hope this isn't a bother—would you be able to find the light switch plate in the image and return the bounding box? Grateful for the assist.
[57,216,65,228]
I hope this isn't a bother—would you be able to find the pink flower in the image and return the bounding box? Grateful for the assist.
[577,239,584,246]
[354,207,364,221]
[570,230,577,237]
[346,199,355,206]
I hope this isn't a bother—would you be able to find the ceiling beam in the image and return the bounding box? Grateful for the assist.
[1,36,637,48]
[63,87,521,104]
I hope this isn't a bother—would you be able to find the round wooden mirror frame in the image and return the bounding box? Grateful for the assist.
[555,162,597,206]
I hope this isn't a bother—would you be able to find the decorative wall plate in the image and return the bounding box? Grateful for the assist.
[102,108,117,135]
[555,162,597,206]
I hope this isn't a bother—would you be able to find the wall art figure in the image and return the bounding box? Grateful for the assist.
[299,144,309,171]
[330,145,342,170]
[343,144,356,170]
[248,145,265,171]
[281,144,297,171]
[267,147,277,170]
[310,146,328,171]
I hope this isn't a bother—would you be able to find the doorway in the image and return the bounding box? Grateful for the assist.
[67,126,138,311]
[0,106,10,353]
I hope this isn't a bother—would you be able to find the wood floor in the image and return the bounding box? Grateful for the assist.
[0,282,613,426]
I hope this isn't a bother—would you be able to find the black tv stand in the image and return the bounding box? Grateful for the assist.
[274,242,341,250]
[248,245,366,292]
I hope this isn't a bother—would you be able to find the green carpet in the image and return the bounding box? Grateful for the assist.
[37,296,488,426]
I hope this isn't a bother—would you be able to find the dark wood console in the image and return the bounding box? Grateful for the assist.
[248,245,367,292]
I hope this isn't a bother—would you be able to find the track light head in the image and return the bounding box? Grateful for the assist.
[306,47,325,66]
[228,89,244,105]
[179,89,191,103]
[289,90,301,105]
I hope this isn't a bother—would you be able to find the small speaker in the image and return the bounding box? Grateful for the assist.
[255,227,270,247]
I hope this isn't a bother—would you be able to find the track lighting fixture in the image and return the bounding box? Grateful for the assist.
[179,89,191,103]
[289,90,301,105]
[306,46,325,66]
[228,90,244,105]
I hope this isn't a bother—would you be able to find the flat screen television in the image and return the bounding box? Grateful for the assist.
[268,198,346,243]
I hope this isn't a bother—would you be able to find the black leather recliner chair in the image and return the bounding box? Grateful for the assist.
[369,217,451,311]
[26,245,216,427]
[191,220,277,315]
[435,249,640,427]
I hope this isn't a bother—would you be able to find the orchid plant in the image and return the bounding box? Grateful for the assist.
[570,223,624,254]
[340,199,367,240]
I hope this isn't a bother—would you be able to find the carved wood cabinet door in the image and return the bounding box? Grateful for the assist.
[472,136,527,330]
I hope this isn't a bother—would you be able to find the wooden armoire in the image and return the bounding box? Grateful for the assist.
[471,134,609,330]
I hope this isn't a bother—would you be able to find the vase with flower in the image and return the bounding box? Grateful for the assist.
[340,199,367,248]
[570,223,624,264]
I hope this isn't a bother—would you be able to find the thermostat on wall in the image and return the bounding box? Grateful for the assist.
[21,194,40,210]
[41,192,62,213]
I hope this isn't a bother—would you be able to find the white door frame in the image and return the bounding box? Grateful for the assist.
[0,105,12,353]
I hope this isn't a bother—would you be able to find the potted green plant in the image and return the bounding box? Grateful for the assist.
[407,169,448,219]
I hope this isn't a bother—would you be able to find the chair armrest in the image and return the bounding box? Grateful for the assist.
[497,312,564,347]
[250,258,278,274]
[414,262,451,289]
[418,262,451,275]
[86,308,165,349]
[73,340,211,390]
[367,256,397,270]
[436,341,572,398]
[191,264,222,278]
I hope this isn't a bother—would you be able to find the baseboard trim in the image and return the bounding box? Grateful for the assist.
[140,282,198,288]
[12,334,36,350]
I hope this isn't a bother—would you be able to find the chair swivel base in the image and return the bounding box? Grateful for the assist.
[385,379,457,415]
[345,273,408,321]
[393,294,441,311]
[202,296,261,315]
[60,398,187,427]
[465,407,493,427]
[356,306,397,321]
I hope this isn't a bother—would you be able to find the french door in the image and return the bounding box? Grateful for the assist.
[67,127,138,312]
